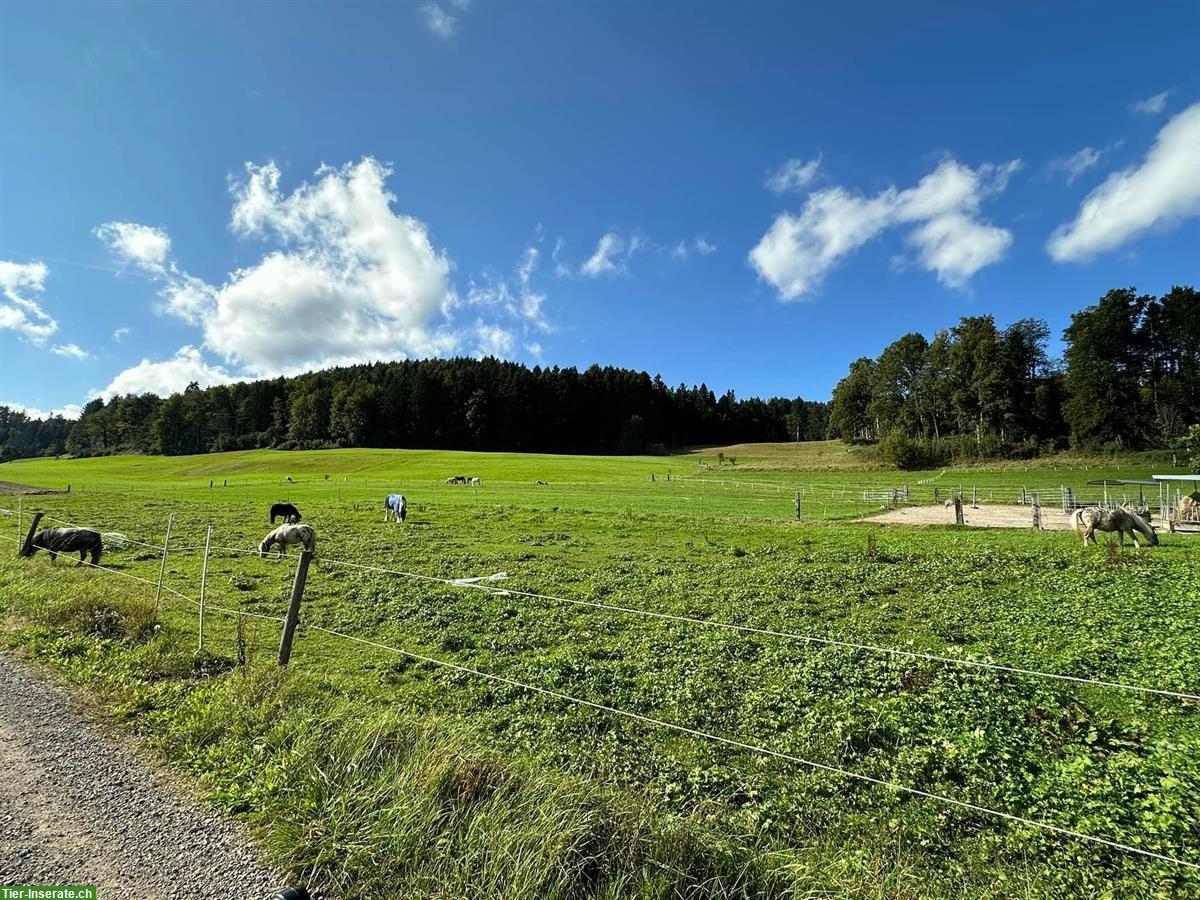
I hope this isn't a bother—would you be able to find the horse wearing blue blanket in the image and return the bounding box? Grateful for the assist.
[384,493,407,523]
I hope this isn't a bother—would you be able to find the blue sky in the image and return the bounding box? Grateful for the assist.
[2,1,1198,419]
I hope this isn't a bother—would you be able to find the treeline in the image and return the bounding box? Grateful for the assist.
[829,286,1199,467]
[0,407,74,463]
[2,358,830,460]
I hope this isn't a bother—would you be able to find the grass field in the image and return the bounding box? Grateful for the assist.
[1,444,1198,898]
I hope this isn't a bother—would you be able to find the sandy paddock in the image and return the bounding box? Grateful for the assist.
[864,503,1074,530]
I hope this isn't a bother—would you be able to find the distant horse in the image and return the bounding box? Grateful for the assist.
[446,475,467,485]
[1070,507,1158,547]
[384,493,407,523]
[1179,493,1200,523]
[468,477,481,486]
[259,524,317,558]
[270,502,302,524]
[27,527,103,565]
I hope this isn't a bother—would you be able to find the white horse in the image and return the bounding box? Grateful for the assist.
[259,523,317,557]
[1070,507,1158,547]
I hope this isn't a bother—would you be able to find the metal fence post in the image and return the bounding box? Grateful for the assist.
[197,525,213,653]
[154,513,175,614]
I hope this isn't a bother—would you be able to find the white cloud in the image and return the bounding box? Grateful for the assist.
[1048,102,1200,262]
[669,235,718,261]
[94,222,171,271]
[95,346,236,399]
[551,237,571,277]
[581,232,626,277]
[0,260,57,343]
[1132,91,1170,115]
[1045,147,1103,184]
[464,241,552,333]
[421,2,458,37]
[749,157,1020,300]
[765,155,822,194]
[97,158,460,377]
[473,322,514,358]
[50,343,89,360]
[112,327,130,343]
[1,401,83,420]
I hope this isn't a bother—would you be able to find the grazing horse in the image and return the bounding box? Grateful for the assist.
[259,524,317,558]
[27,527,103,565]
[1070,507,1158,547]
[270,502,302,524]
[446,475,467,485]
[468,476,481,486]
[384,493,407,523]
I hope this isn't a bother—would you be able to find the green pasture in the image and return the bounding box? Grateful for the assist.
[0,444,1198,898]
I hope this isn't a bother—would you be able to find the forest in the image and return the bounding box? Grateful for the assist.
[827,286,1199,466]
[0,358,829,460]
[1,285,1195,465]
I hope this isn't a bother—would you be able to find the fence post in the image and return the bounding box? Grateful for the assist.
[18,511,44,557]
[197,525,213,653]
[933,487,940,504]
[279,550,313,667]
[794,491,801,520]
[154,513,175,614]
[1032,493,1042,531]
[972,486,977,506]
[17,496,22,538]
[954,496,965,526]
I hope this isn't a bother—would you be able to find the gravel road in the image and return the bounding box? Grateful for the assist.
[0,651,286,899]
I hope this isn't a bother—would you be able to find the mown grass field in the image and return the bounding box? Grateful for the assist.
[1,444,1198,898]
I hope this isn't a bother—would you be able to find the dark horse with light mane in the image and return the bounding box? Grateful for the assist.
[25,527,103,565]
[270,503,302,524]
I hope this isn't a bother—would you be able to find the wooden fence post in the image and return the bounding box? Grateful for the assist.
[197,525,213,653]
[279,550,313,667]
[972,486,977,507]
[794,492,801,520]
[933,487,940,504]
[1032,493,1042,531]
[154,513,175,614]
[16,497,22,538]
[954,496,965,526]
[19,511,43,557]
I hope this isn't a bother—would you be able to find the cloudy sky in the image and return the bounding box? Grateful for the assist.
[2,1,1198,419]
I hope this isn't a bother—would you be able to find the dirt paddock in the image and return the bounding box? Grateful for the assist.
[0,481,64,495]
[864,503,1073,530]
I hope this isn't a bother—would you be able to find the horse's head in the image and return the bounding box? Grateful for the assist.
[258,537,273,558]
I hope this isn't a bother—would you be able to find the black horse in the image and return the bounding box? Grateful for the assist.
[27,527,103,565]
[270,503,302,524]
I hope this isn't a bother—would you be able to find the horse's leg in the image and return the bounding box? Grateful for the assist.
[78,549,86,567]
